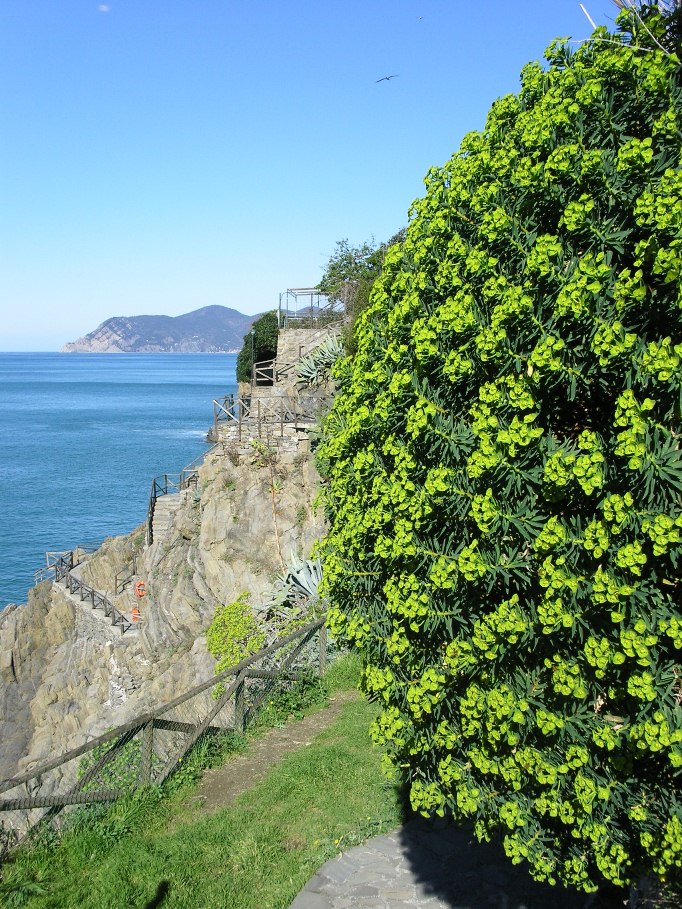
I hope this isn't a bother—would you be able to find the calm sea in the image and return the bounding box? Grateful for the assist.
[0,353,237,608]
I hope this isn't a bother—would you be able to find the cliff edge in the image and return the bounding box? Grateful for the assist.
[0,323,337,784]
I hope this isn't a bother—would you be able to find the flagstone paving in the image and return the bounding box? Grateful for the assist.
[288,816,599,909]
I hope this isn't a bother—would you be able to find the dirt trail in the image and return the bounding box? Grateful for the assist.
[191,690,359,814]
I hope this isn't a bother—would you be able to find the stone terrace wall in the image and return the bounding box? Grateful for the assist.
[275,326,340,366]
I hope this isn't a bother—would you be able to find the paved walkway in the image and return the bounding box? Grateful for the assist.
[289,816,596,909]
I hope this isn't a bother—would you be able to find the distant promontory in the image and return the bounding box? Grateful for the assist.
[61,305,258,353]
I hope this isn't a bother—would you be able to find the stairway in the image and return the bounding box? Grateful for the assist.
[151,492,184,545]
[54,560,135,634]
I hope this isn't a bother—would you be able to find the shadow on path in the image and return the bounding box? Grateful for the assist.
[289,816,631,908]
[399,816,589,909]
[142,879,170,909]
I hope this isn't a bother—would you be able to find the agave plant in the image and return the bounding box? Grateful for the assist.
[274,552,324,609]
[296,334,345,388]
[254,553,325,634]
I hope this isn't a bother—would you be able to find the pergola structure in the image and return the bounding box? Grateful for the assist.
[277,287,344,328]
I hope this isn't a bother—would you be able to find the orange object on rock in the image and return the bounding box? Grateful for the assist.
[134,579,146,597]
[132,605,141,624]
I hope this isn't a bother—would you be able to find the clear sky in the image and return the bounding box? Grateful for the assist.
[0,0,619,350]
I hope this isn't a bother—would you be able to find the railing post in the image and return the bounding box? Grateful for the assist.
[280,399,284,438]
[318,623,327,676]
[257,400,262,439]
[234,671,246,732]
[138,721,154,785]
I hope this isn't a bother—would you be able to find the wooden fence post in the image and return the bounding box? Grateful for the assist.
[139,721,154,785]
[234,671,246,732]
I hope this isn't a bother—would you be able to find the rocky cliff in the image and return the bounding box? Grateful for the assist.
[61,305,258,353]
[0,433,325,783]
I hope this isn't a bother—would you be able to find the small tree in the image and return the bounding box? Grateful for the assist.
[319,232,405,352]
[318,239,383,313]
[236,310,279,384]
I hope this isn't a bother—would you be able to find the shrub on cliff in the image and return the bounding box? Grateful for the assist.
[317,6,682,895]
[206,593,265,682]
[319,233,406,354]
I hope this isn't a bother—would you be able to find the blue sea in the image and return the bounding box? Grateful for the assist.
[0,353,237,608]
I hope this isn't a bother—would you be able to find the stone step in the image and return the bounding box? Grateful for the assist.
[151,492,184,544]
[55,575,138,634]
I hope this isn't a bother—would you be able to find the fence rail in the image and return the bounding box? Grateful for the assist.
[33,542,107,586]
[145,444,212,546]
[0,618,327,838]
[54,554,134,634]
[211,394,324,443]
[252,358,298,387]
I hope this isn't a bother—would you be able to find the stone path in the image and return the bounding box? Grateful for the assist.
[288,816,598,909]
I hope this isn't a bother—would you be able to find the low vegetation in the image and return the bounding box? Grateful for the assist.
[0,654,403,909]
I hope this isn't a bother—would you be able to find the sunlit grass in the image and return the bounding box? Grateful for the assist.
[2,654,402,909]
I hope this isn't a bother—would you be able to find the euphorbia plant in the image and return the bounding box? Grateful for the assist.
[318,5,682,895]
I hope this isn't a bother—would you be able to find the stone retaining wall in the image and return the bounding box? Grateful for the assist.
[275,326,340,366]
[215,424,311,462]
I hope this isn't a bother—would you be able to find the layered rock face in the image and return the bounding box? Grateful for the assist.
[0,442,325,783]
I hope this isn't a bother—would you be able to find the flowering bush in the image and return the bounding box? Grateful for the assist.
[317,9,682,893]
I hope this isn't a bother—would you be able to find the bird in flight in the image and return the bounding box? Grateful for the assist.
[376,74,399,83]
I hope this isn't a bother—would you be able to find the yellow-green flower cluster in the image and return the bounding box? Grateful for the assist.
[317,12,682,894]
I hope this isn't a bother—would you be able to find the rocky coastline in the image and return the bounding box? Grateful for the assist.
[0,326,333,787]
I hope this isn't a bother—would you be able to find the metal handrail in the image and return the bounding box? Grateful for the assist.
[33,543,106,586]
[114,552,138,595]
[277,287,344,328]
[145,473,184,545]
[145,442,218,545]
[54,556,133,634]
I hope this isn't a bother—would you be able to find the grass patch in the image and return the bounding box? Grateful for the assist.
[321,649,362,692]
[2,654,402,909]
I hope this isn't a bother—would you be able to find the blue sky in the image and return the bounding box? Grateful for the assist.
[1,0,619,350]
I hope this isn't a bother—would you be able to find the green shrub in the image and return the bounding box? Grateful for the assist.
[206,593,265,681]
[318,8,682,895]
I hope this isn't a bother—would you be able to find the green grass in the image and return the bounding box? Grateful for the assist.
[1,653,402,909]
